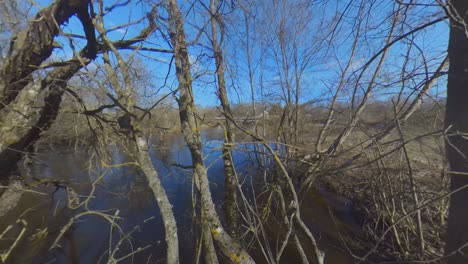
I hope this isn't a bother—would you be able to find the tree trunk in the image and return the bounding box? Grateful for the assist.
[92,7,180,259]
[135,135,180,264]
[0,55,93,176]
[166,0,254,262]
[209,0,238,238]
[445,1,468,263]
[0,0,94,108]
[0,0,97,181]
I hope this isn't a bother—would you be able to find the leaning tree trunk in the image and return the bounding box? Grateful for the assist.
[0,0,156,219]
[0,2,98,218]
[209,0,238,238]
[166,0,254,263]
[445,1,468,263]
[92,8,180,261]
[0,0,96,180]
[0,0,95,108]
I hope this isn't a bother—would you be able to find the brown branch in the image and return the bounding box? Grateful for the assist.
[0,0,92,108]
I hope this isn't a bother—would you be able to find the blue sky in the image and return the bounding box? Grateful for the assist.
[31,0,449,108]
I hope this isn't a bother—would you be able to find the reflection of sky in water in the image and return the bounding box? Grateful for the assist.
[2,128,264,264]
[1,128,359,264]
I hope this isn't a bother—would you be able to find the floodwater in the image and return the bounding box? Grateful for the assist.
[0,128,359,264]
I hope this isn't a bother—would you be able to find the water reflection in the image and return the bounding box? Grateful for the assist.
[1,128,260,264]
[0,128,357,264]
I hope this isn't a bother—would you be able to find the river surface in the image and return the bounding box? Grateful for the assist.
[0,128,358,264]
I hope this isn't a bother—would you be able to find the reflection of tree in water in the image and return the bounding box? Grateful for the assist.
[151,135,173,165]
[126,172,158,211]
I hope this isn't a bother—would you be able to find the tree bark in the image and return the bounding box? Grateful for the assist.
[136,136,180,264]
[209,0,238,238]
[445,1,468,263]
[0,45,96,182]
[0,0,97,181]
[166,0,254,262]
[0,0,94,108]
[92,6,180,260]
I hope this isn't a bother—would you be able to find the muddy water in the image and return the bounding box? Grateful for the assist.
[0,128,358,263]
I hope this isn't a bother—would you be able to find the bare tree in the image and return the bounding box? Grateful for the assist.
[89,2,180,262]
[0,0,458,263]
[208,0,239,238]
[165,0,254,262]
[0,2,180,263]
[0,0,98,215]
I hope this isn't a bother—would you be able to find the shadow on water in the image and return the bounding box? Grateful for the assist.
[0,128,359,263]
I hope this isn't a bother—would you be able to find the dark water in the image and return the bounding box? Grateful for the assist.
[0,128,357,264]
